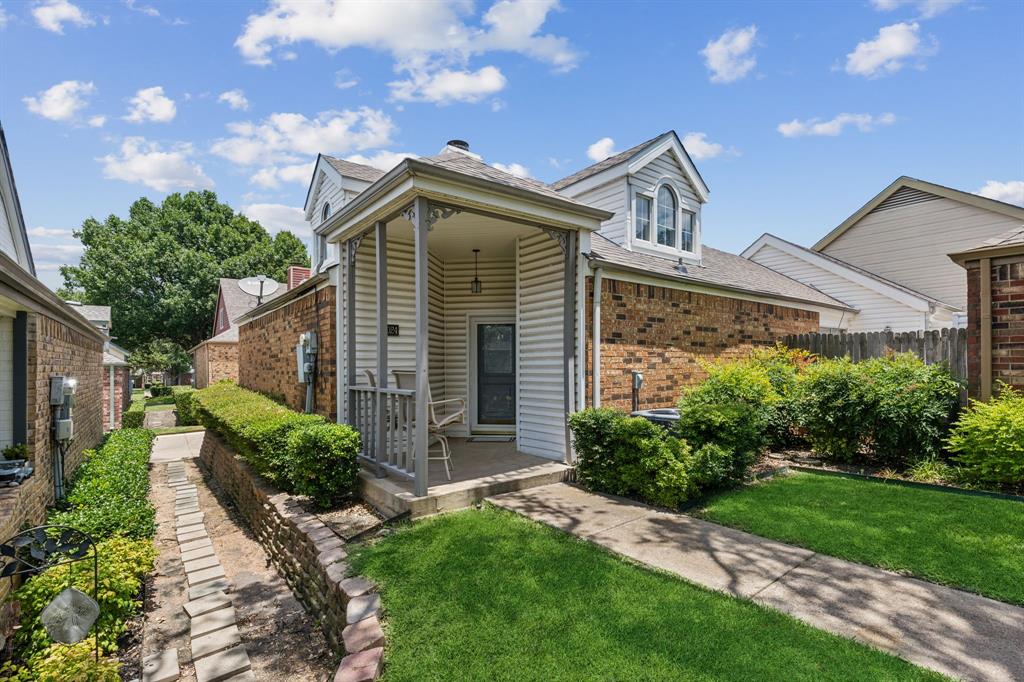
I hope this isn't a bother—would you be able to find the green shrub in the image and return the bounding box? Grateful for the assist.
[677,359,778,475]
[794,357,870,462]
[48,429,155,539]
[1,642,122,682]
[748,345,810,449]
[122,398,145,428]
[795,354,961,467]
[194,382,327,490]
[858,354,960,466]
[2,443,28,460]
[10,536,155,662]
[149,385,172,397]
[284,423,361,509]
[948,387,1024,485]
[569,410,742,508]
[174,388,199,426]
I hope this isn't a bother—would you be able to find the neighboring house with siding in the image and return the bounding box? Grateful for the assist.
[744,177,1024,332]
[0,124,104,564]
[238,132,849,507]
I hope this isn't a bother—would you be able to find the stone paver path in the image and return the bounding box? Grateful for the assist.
[145,408,178,429]
[489,483,1024,682]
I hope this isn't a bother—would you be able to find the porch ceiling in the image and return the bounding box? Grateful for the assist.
[387,213,538,260]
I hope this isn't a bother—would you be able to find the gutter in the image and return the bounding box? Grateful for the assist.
[584,253,858,313]
[235,272,331,324]
[0,252,106,342]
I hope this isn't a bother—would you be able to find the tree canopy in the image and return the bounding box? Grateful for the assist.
[60,191,308,352]
[130,339,192,375]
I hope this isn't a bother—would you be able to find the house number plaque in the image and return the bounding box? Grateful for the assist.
[387,324,400,337]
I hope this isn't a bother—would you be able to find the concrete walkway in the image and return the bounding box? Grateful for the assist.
[489,483,1024,682]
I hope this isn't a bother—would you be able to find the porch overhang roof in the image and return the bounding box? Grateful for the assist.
[320,158,613,243]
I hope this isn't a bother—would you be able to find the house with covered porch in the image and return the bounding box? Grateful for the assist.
[238,133,849,516]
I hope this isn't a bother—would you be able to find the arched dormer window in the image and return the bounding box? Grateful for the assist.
[656,186,676,248]
[321,203,331,223]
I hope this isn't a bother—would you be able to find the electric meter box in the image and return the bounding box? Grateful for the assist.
[49,377,78,406]
[54,419,74,442]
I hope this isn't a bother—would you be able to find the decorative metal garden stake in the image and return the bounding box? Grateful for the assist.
[0,525,100,661]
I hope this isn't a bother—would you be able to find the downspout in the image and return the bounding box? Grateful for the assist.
[333,248,344,423]
[108,365,115,430]
[592,267,602,408]
[980,257,992,400]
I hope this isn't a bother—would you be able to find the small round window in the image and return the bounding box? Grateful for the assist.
[321,203,331,222]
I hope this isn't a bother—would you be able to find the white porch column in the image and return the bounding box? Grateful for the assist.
[345,238,358,423]
[562,229,577,463]
[412,197,430,496]
[374,221,388,478]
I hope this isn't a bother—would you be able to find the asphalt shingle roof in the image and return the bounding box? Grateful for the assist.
[588,234,853,310]
[323,156,386,183]
[68,303,111,325]
[976,224,1024,249]
[550,134,664,191]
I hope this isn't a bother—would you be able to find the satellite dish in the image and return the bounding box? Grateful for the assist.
[238,276,279,303]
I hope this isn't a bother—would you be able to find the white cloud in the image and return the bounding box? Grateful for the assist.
[124,86,177,123]
[491,162,531,178]
[249,162,314,188]
[845,22,933,77]
[234,0,577,106]
[0,4,10,29]
[344,150,417,172]
[31,243,84,259]
[976,180,1024,207]
[218,89,250,111]
[701,25,757,83]
[28,226,74,237]
[777,112,897,137]
[586,137,616,162]
[389,65,507,104]
[99,137,214,192]
[23,80,96,123]
[681,132,728,161]
[124,0,159,17]
[334,69,358,89]
[241,203,307,236]
[870,0,961,19]
[88,115,106,128]
[210,108,395,166]
[32,0,93,33]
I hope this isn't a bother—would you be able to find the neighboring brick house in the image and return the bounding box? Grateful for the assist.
[65,302,132,430]
[0,125,105,572]
[950,226,1024,399]
[190,275,288,388]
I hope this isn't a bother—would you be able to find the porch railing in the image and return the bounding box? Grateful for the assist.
[349,386,417,478]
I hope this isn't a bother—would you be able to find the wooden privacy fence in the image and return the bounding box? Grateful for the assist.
[781,328,968,383]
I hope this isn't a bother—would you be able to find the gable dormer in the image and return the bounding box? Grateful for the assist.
[553,131,709,265]
[304,155,385,271]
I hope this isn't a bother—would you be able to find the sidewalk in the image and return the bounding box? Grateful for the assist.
[488,483,1024,682]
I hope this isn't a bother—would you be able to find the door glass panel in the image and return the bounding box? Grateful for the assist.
[477,323,515,425]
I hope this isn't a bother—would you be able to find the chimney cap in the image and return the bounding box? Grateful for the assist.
[446,139,470,151]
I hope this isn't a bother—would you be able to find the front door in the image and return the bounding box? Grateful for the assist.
[471,319,515,432]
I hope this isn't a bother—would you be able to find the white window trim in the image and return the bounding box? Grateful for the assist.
[628,178,700,262]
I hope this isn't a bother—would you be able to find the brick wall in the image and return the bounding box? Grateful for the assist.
[586,276,819,410]
[194,342,239,389]
[0,311,103,596]
[965,256,1024,397]
[199,431,371,654]
[238,286,336,421]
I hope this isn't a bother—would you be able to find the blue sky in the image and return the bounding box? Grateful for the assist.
[2,0,1022,289]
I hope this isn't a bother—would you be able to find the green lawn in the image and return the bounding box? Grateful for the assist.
[350,507,941,682]
[697,472,1024,605]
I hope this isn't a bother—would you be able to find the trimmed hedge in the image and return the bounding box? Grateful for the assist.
[149,385,173,397]
[174,388,199,426]
[48,429,156,539]
[122,397,145,428]
[194,382,361,505]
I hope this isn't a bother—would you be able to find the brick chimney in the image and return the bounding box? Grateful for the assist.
[287,265,312,290]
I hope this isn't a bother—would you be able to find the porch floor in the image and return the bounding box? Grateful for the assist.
[359,438,571,518]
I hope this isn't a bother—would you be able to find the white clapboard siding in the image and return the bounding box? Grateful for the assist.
[442,258,516,437]
[631,150,702,207]
[570,178,628,245]
[516,232,565,460]
[0,206,16,263]
[821,195,1021,309]
[0,315,13,449]
[311,170,343,226]
[748,243,927,332]
[352,232,445,398]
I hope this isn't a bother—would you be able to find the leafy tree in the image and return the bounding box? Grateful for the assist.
[61,191,308,350]
[130,339,192,375]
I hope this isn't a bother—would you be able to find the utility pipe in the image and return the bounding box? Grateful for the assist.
[592,267,602,408]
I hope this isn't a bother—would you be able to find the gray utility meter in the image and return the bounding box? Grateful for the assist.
[49,376,77,443]
[631,370,644,413]
[296,331,318,383]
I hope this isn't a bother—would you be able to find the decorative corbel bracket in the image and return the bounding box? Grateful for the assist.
[542,227,570,256]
